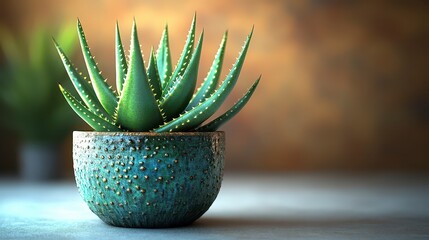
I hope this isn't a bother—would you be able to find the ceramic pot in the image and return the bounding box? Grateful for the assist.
[73,131,225,228]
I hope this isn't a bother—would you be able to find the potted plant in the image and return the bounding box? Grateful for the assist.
[0,24,77,180]
[55,15,260,228]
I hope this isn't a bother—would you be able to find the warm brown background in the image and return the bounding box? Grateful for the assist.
[0,0,428,176]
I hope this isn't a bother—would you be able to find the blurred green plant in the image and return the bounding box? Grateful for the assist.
[0,24,78,143]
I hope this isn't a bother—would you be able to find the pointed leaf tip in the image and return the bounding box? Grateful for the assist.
[156,24,173,88]
[160,30,204,120]
[77,19,118,115]
[52,37,58,46]
[115,20,127,94]
[116,18,163,131]
[186,30,228,110]
[196,76,261,132]
[162,14,197,94]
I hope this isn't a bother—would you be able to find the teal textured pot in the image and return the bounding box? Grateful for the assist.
[73,131,225,228]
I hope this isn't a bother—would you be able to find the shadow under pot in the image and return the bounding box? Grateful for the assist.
[73,131,225,228]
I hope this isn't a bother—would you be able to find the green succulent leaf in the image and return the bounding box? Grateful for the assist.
[53,39,112,121]
[77,19,118,115]
[115,21,164,131]
[162,14,196,95]
[160,31,204,121]
[57,17,260,133]
[156,25,173,88]
[59,84,120,131]
[115,21,128,94]
[154,28,254,132]
[186,31,228,111]
[147,47,162,100]
[196,77,260,131]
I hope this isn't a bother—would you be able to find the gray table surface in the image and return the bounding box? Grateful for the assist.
[1,173,428,240]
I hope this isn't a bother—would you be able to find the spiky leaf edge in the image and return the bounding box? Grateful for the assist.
[154,27,253,132]
[115,20,164,131]
[53,39,113,122]
[186,31,228,111]
[147,47,162,100]
[196,76,260,131]
[160,31,204,121]
[156,25,173,89]
[77,19,118,115]
[59,84,120,131]
[162,14,196,96]
[115,21,128,94]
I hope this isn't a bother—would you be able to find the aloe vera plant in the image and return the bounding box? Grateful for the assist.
[56,15,260,132]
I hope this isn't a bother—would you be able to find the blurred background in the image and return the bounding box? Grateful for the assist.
[0,0,428,180]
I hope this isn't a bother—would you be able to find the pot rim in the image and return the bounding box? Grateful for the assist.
[73,131,225,137]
